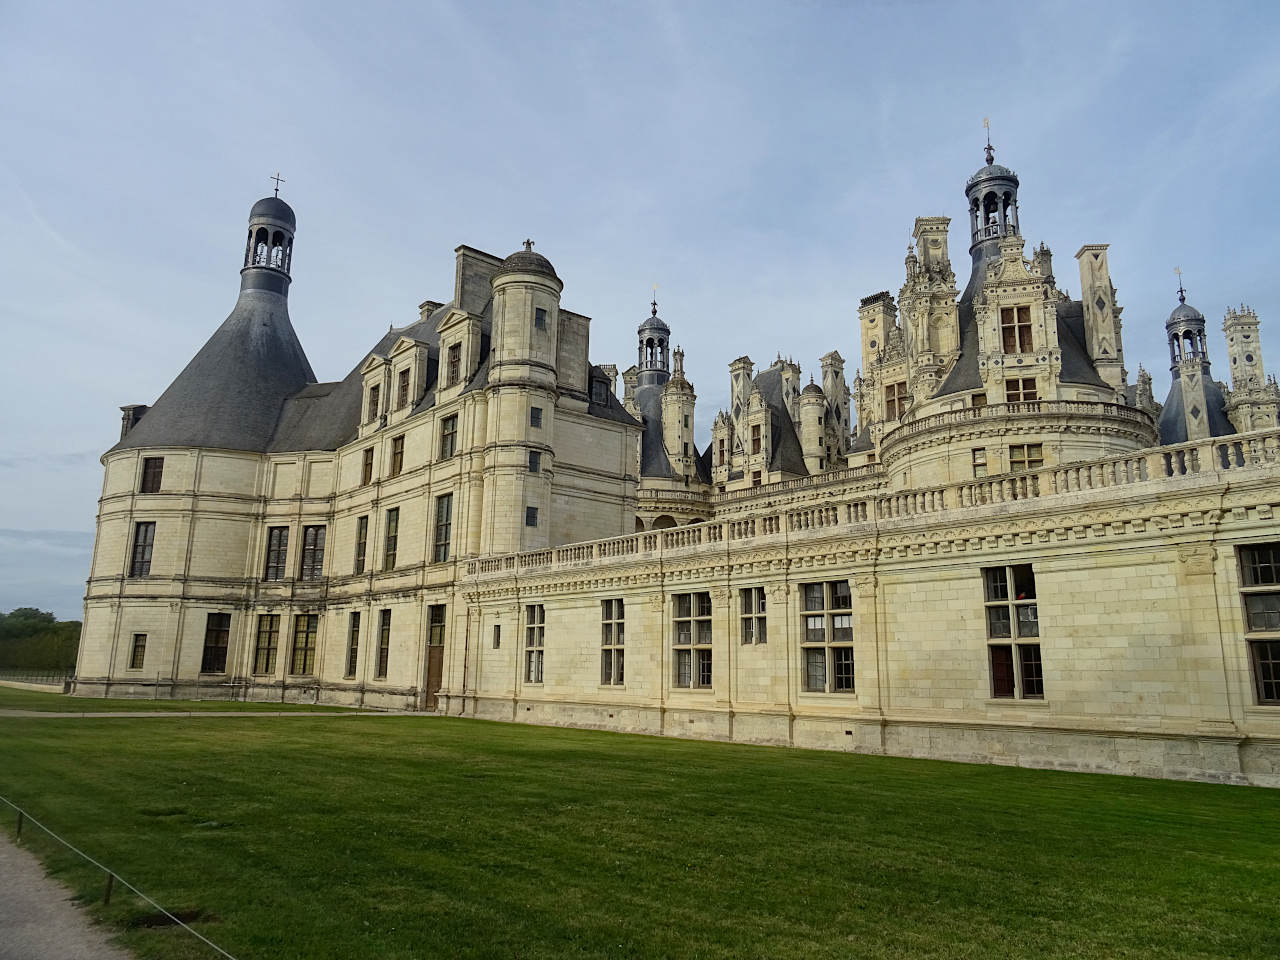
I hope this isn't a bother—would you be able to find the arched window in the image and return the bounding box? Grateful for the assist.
[253,227,269,265]
[244,229,254,267]
[270,231,285,268]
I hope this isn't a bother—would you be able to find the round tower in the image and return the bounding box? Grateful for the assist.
[963,140,1021,301]
[242,196,296,296]
[637,300,671,389]
[660,345,697,481]
[1157,281,1231,444]
[797,379,827,474]
[483,241,563,554]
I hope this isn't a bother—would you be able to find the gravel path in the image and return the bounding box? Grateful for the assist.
[0,831,133,960]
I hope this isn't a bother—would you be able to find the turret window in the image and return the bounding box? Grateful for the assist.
[396,368,411,410]
[530,407,543,429]
[1000,306,1033,353]
[140,457,164,493]
[534,307,548,330]
[885,382,909,420]
[525,506,539,527]
[528,451,541,473]
[1005,378,1038,403]
[129,522,155,577]
[718,439,726,466]
[447,343,462,386]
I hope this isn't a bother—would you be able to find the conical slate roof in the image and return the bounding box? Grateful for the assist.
[110,288,315,453]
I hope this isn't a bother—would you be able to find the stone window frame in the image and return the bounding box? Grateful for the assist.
[395,367,411,410]
[128,633,147,671]
[446,342,462,386]
[345,612,360,679]
[389,434,405,477]
[361,447,374,486]
[263,526,289,581]
[528,451,541,473]
[383,507,399,571]
[298,525,326,581]
[525,604,545,684]
[200,612,231,674]
[366,383,381,424]
[972,448,988,478]
[1008,443,1044,473]
[983,564,1043,699]
[530,406,543,429]
[428,604,447,646]
[253,614,280,676]
[601,598,625,686]
[354,515,369,574]
[1000,305,1034,354]
[1005,377,1038,403]
[534,306,548,331]
[439,415,458,459]
[433,494,453,564]
[884,381,909,421]
[800,580,854,693]
[375,609,391,679]
[526,506,539,528]
[139,457,164,494]
[673,592,713,689]
[290,613,319,676]
[129,521,155,578]
[739,587,767,644]
[1238,543,1280,705]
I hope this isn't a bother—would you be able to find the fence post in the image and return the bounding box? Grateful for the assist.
[15,810,23,840]
[103,871,115,905]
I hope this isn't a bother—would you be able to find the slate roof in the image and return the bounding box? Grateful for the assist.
[633,382,676,478]
[750,363,809,477]
[1157,372,1235,444]
[110,288,316,454]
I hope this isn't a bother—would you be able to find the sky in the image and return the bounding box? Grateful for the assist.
[2,0,1279,618]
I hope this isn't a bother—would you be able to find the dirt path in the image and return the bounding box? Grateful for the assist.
[0,831,134,960]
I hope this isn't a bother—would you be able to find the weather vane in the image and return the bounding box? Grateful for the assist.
[983,118,994,165]
[270,172,286,197]
[1174,266,1186,304]
[651,283,658,316]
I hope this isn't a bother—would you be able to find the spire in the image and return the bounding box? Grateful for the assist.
[983,117,994,165]
[1175,266,1186,304]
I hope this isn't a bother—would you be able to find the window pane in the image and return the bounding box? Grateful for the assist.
[805,615,826,644]
[829,580,852,610]
[804,648,826,691]
[696,649,713,686]
[696,620,712,645]
[986,606,1011,639]
[757,619,767,644]
[741,617,754,643]
[990,644,1015,698]
[1019,644,1044,698]
[983,567,1009,602]
[1252,640,1280,703]
[1012,564,1036,600]
[740,590,753,615]
[677,621,691,645]
[1016,603,1039,638]
[675,649,691,687]
[601,649,613,685]
[676,594,691,618]
[697,593,712,618]
[1245,593,1280,632]
[1242,545,1280,587]
[803,583,825,611]
[832,647,855,692]
[831,614,853,643]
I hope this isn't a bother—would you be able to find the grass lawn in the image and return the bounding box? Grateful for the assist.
[0,685,357,713]
[0,716,1277,960]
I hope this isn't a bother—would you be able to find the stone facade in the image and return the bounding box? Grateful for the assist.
[77,146,1280,785]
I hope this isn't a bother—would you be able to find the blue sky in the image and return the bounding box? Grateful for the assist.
[2,1,1279,618]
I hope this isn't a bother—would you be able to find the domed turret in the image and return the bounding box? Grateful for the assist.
[962,138,1021,302]
[242,191,297,295]
[493,240,560,283]
[637,299,671,385]
[1157,275,1235,445]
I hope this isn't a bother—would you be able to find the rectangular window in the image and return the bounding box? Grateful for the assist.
[528,451,541,473]
[254,614,280,675]
[140,457,164,493]
[739,587,767,644]
[752,471,761,487]
[383,508,399,571]
[673,592,712,688]
[983,565,1042,699]
[493,624,502,649]
[1005,377,1038,403]
[751,424,762,455]
[591,379,607,404]
[376,609,391,679]
[972,392,988,409]
[361,447,374,486]
[1008,443,1044,473]
[428,604,446,645]
[354,515,369,574]
[129,633,147,670]
[389,435,405,477]
[534,307,547,330]
[1239,544,1280,704]
[800,581,854,692]
[447,343,462,386]
[530,406,543,429]
[972,448,988,478]
[525,604,545,683]
[526,506,539,527]
[129,521,155,577]
[201,612,230,673]
[683,442,689,457]
[396,368,410,410]
[290,613,318,675]
[885,381,909,421]
[299,525,326,581]
[264,526,289,581]
[1000,305,1033,353]
[439,415,458,458]
[367,383,381,423]
[718,438,725,466]
[601,598,625,685]
[345,612,360,678]
[433,494,453,563]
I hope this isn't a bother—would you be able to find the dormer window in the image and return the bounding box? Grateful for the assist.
[447,343,462,387]
[534,307,547,330]
[366,384,381,424]
[1000,306,1033,353]
[396,368,411,410]
[591,379,607,404]
[885,381,909,420]
[751,425,762,455]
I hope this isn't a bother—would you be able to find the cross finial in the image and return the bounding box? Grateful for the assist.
[651,283,658,316]
[1174,266,1186,304]
[270,172,286,197]
[983,118,994,165]
[523,238,534,251]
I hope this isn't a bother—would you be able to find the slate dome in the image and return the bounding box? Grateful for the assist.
[494,244,559,281]
[250,196,296,228]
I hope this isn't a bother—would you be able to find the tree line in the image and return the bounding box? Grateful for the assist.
[0,608,81,672]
